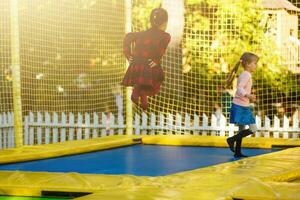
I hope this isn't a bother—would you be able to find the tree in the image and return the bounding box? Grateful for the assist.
[184,0,296,117]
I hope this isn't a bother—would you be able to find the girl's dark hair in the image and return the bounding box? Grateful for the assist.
[225,52,259,89]
[150,8,168,28]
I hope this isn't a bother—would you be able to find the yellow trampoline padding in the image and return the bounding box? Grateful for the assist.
[142,135,300,148]
[230,180,300,200]
[74,187,233,200]
[0,135,141,164]
[0,171,149,197]
[0,143,300,199]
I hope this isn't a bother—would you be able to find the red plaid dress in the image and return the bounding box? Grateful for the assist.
[121,28,171,96]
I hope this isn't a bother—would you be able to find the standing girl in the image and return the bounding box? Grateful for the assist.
[121,8,171,110]
[226,52,259,158]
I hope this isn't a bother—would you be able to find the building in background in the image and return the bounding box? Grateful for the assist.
[263,0,300,73]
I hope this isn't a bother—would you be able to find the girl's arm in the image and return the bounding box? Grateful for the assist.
[152,33,171,65]
[236,73,250,97]
[123,32,138,61]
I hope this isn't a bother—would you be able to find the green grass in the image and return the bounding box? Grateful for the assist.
[0,197,70,200]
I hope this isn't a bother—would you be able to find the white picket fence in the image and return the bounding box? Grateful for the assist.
[134,112,299,138]
[0,111,299,149]
[0,112,14,149]
[23,112,125,146]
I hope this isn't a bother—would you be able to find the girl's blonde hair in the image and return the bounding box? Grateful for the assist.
[225,52,259,89]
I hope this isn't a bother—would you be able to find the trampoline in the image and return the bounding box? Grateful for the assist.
[0,144,277,176]
[0,135,299,200]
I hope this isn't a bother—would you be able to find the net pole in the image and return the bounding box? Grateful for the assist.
[10,0,23,147]
[125,0,133,135]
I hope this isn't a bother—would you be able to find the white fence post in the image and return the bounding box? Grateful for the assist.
[150,113,156,135]
[101,112,107,137]
[0,114,2,149]
[24,115,28,145]
[45,112,51,144]
[228,123,235,137]
[117,112,124,135]
[60,112,66,142]
[9,112,14,148]
[194,114,199,135]
[77,113,83,140]
[176,113,182,134]
[211,114,217,136]
[283,115,289,139]
[167,113,173,133]
[293,113,299,138]
[185,113,191,134]
[141,112,148,135]
[93,112,99,138]
[109,113,115,135]
[255,115,261,137]
[202,114,208,136]
[134,113,140,135]
[3,112,8,148]
[52,112,58,143]
[84,113,90,139]
[37,112,42,145]
[69,112,75,141]
[273,115,280,138]
[29,112,34,145]
[159,113,164,134]
[219,114,226,136]
[264,116,270,138]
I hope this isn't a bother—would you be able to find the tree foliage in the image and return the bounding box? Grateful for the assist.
[183,0,298,116]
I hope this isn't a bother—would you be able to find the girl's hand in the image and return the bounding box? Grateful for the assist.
[247,94,256,102]
[148,59,157,68]
[129,56,134,64]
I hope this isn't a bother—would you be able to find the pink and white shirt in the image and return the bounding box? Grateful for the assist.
[232,71,252,107]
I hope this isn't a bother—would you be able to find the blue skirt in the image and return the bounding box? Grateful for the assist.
[229,103,255,125]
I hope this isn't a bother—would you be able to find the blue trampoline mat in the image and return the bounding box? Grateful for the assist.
[0,145,278,176]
